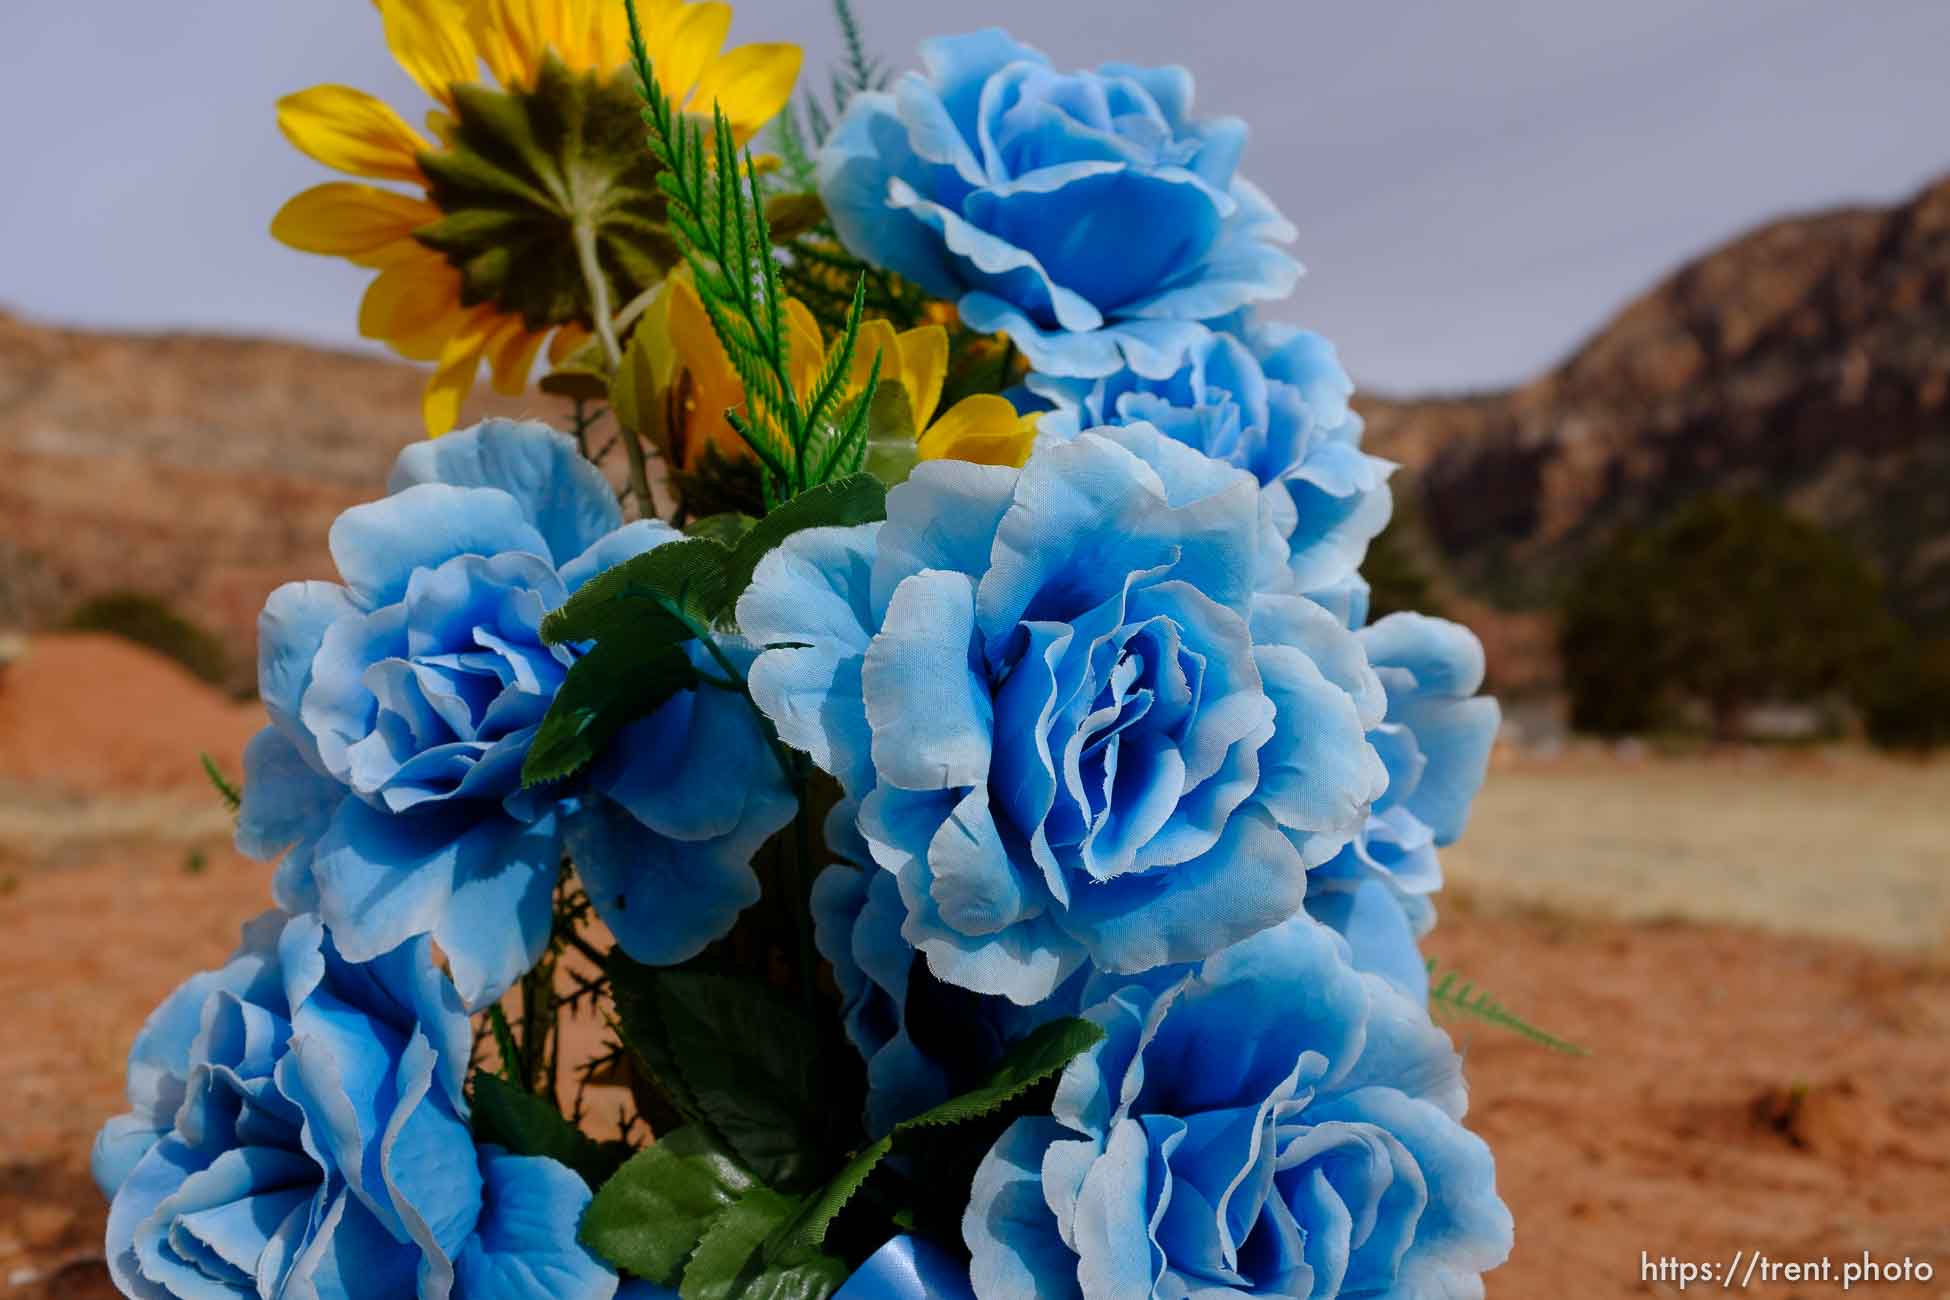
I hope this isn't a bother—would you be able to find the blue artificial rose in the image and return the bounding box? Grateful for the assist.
[964,916,1513,1300]
[1035,322,1394,595]
[817,29,1300,381]
[92,912,617,1300]
[1306,614,1499,1001]
[740,425,1385,1005]
[236,419,794,1007]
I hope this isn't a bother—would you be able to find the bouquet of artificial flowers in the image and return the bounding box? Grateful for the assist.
[92,2,1526,1296]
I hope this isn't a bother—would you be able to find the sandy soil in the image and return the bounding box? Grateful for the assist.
[2,640,1947,1297]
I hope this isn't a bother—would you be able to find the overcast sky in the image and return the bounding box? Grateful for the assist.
[2,1,1944,394]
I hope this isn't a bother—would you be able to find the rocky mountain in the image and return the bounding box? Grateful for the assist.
[1358,173,1950,642]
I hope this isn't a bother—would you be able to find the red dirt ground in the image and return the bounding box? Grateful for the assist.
[2,641,1946,1298]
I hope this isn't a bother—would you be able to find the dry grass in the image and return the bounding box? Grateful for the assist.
[1445,747,1950,953]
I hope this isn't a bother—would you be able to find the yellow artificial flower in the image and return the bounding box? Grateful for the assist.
[628,271,1037,475]
[273,0,801,436]
[785,308,1040,469]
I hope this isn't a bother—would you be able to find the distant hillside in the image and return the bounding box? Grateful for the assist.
[0,311,533,686]
[1359,173,1950,638]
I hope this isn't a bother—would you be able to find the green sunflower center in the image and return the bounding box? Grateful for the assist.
[414,52,677,330]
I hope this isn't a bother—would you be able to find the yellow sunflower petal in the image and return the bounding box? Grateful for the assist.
[278,85,429,184]
[542,0,592,70]
[894,325,948,429]
[918,395,1038,467]
[472,0,551,87]
[359,251,463,349]
[425,307,500,436]
[589,0,636,74]
[379,0,480,110]
[658,3,733,109]
[468,0,524,86]
[486,315,546,395]
[691,42,802,138]
[271,183,438,263]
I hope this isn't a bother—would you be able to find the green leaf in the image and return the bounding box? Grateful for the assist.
[541,536,732,647]
[754,1135,889,1262]
[681,1187,849,1300]
[609,953,712,1134]
[895,1016,1106,1131]
[650,971,829,1190]
[471,1073,631,1188]
[687,513,760,547]
[1427,961,1589,1056]
[759,1015,1106,1260]
[521,637,696,786]
[581,1127,757,1284]
[717,473,888,621]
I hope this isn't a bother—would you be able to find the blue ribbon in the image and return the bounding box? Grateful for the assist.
[833,1235,976,1300]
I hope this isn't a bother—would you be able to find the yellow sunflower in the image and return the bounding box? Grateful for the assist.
[273,0,801,436]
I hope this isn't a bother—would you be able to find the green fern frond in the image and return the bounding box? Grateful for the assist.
[771,99,820,192]
[199,752,241,816]
[1426,960,1589,1056]
[625,0,880,500]
[831,0,888,99]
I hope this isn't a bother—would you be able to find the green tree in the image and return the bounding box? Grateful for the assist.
[1858,635,1950,751]
[1559,497,1900,741]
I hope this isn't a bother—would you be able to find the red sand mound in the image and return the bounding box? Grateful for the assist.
[0,633,261,796]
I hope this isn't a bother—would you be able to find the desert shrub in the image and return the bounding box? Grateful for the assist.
[1559,497,1900,740]
[65,590,230,687]
[1858,636,1950,752]
[1363,505,1449,623]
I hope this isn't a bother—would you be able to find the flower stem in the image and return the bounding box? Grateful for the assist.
[573,214,655,515]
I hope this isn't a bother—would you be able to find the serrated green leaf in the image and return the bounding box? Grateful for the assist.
[895,1016,1106,1131]
[520,637,696,786]
[717,473,887,622]
[651,971,829,1191]
[581,1126,757,1284]
[541,536,732,646]
[681,1187,849,1300]
[756,1135,891,1262]
[756,1015,1106,1261]
[687,513,760,546]
[471,1073,632,1189]
[608,952,713,1134]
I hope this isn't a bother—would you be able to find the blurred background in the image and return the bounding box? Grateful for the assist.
[2,2,1946,1296]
